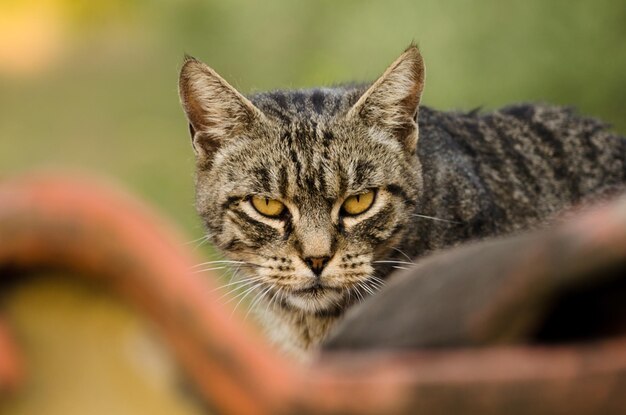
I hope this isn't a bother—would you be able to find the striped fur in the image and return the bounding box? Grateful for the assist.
[179,46,626,359]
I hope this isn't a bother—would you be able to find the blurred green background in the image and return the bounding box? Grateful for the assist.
[1,0,625,242]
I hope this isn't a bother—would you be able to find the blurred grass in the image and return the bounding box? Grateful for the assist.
[0,0,625,243]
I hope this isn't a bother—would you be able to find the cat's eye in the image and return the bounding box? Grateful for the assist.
[341,190,376,216]
[251,196,285,218]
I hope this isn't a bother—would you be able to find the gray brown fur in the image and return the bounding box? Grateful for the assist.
[178,46,626,359]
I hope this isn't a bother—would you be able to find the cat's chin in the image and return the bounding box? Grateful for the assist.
[283,287,345,314]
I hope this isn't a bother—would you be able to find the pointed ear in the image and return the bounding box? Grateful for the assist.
[178,56,265,162]
[347,45,425,152]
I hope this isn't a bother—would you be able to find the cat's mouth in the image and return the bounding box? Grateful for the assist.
[284,282,345,312]
[294,285,324,295]
[292,281,342,295]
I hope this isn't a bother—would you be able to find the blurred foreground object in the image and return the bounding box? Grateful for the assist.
[324,198,626,350]
[1,174,626,414]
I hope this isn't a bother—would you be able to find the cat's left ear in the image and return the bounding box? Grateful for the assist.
[347,45,425,153]
[178,56,266,163]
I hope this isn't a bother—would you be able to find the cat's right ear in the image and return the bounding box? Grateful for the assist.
[178,56,265,163]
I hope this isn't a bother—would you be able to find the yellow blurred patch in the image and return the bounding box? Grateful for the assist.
[0,0,134,78]
[0,2,67,78]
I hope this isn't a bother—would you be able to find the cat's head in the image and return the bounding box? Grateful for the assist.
[179,46,424,314]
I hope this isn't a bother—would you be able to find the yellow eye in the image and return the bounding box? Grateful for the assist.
[342,190,376,216]
[251,196,285,217]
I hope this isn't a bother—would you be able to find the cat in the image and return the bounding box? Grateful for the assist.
[178,45,626,360]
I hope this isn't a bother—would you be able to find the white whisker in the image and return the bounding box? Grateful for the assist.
[352,284,365,303]
[362,283,375,297]
[245,286,272,321]
[368,279,384,289]
[193,266,228,273]
[185,235,211,250]
[356,281,374,297]
[373,260,414,266]
[277,287,287,309]
[212,275,263,292]
[343,287,352,307]
[265,287,282,316]
[412,213,461,224]
[216,277,265,299]
[228,263,244,285]
[192,260,249,268]
[225,283,259,305]
[370,275,386,284]
[391,247,414,263]
[229,284,261,319]
[185,235,208,245]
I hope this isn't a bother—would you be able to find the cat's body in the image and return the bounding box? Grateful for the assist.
[404,104,626,258]
[179,47,626,360]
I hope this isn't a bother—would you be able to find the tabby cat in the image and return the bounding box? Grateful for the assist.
[178,45,626,359]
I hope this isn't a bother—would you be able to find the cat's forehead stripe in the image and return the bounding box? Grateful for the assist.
[248,86,365,123]
[310,90,325,114]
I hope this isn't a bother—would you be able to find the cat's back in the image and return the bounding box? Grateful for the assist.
[412,104,626,252]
